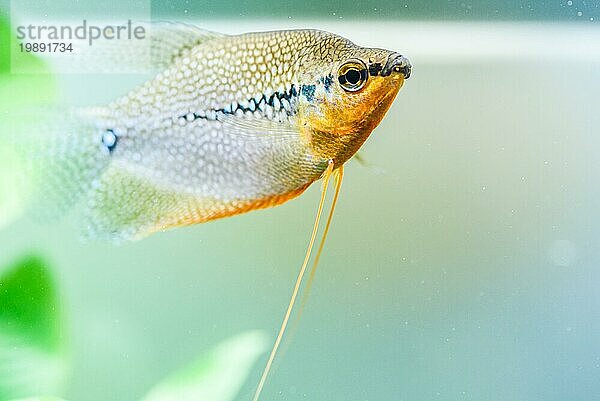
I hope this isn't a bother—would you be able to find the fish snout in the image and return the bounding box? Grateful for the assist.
[382,53,411,79]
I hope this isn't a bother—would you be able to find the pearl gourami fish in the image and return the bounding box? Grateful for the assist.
[15,23,411,400]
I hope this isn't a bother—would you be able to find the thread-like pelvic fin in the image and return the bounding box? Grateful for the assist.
[252,160,336,401]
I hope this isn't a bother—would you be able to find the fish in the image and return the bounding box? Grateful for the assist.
[10,22,411,400]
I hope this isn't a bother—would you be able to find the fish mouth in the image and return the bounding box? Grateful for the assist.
[381,53,411,79]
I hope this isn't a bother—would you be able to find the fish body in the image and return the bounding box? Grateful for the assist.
[8,24,413,400]
[19,26,410,240]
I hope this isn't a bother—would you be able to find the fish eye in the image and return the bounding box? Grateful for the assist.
[338,60,368,92]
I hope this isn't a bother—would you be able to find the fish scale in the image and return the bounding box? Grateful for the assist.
[111,31,348,122]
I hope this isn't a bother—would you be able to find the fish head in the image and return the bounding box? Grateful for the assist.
[296,40,411,165]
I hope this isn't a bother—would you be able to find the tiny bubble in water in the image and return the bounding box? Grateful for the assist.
[548,239,577,267]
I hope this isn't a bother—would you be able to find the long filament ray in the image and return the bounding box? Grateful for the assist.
[298,165,344,323]
[252,160,335,401]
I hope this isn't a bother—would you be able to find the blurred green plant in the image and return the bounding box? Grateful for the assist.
[0,143,26,230]
[4,330,267,401]
[4,397,64,401]
[6,398,66,401]
[0,14,56,107]
[0,254,266,401]
[0,15,56,230]
[143,330,268,401]
[0,256,69,401]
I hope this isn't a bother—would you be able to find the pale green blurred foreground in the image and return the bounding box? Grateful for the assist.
[0,256,268,401]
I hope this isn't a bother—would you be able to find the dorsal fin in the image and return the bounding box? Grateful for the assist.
[51,22,225,73]
[147,21,225,69]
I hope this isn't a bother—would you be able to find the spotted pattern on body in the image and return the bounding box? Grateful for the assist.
[23,26,410,240]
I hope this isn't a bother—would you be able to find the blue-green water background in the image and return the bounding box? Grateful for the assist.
[1,1,600,400]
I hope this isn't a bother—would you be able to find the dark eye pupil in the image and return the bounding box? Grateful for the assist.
[345,69,361,85]
[337,62,368,91]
